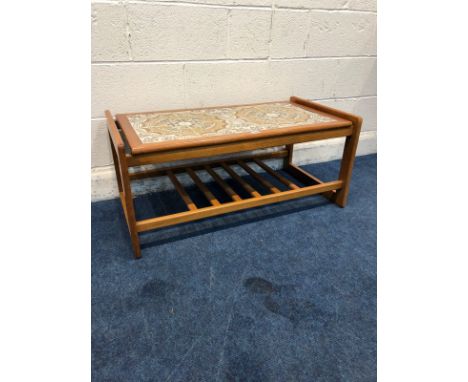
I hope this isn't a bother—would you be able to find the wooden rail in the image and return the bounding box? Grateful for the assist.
[136,179,343,232]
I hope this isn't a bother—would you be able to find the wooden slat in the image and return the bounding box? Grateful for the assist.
[253,158,299,190]
[286,164,323,184]
[220,162,261,198]
[204,165,242,202]
[284,164,336,201]
[237,160,280,194]
[186,168,221,206]
[136,180,343,232]
[167,170,198,211]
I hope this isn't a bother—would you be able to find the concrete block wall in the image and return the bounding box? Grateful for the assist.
[91,0,377,200]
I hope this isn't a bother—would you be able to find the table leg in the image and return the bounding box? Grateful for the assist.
[120,163,142,259]
[283,144,294,168]
[109,132,123,194]
[107,117,142,259]
[335,121,362,207]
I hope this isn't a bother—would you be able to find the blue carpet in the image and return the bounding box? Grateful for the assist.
[92,154,376,382]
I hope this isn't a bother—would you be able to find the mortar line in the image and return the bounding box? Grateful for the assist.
[123,0,133,61]
[226,8,231,59]
[266,0,274,62]
[92,55,376,65]
[303,9,312,57]
[182,63,188,108]
[93,0,376,13]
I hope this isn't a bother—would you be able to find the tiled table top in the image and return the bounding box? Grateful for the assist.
[125,102,338,144]
[115,100,352,154]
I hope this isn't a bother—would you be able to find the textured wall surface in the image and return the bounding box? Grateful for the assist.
[91,0,377,200]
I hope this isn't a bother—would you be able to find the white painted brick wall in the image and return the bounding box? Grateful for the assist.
[91,0,377,200]
[307,11,377,57]
[347,0,377,12]
[228,9,271,58]
[92,63,186,115]
[270,10,310,58]
[128,4,228,61]
[91,3,130,61]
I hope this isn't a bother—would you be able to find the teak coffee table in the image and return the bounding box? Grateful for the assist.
[106,96,362,259]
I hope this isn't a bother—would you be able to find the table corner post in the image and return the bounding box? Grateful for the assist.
[283,144,294,169]
[105,110,142,259]
[335,116,363,208]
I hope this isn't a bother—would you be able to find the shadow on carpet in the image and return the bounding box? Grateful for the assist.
[92,154,376,382]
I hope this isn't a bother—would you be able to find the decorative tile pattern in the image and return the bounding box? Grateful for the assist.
[127,102,336,144]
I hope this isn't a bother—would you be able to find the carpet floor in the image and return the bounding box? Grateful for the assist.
[92,154,376,382]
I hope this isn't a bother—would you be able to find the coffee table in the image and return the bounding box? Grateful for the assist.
[105,96,362,258]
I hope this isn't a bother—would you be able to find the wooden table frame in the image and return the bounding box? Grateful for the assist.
[105,96,362,259]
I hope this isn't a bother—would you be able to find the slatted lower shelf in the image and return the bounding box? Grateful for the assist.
[133,158,342,233]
